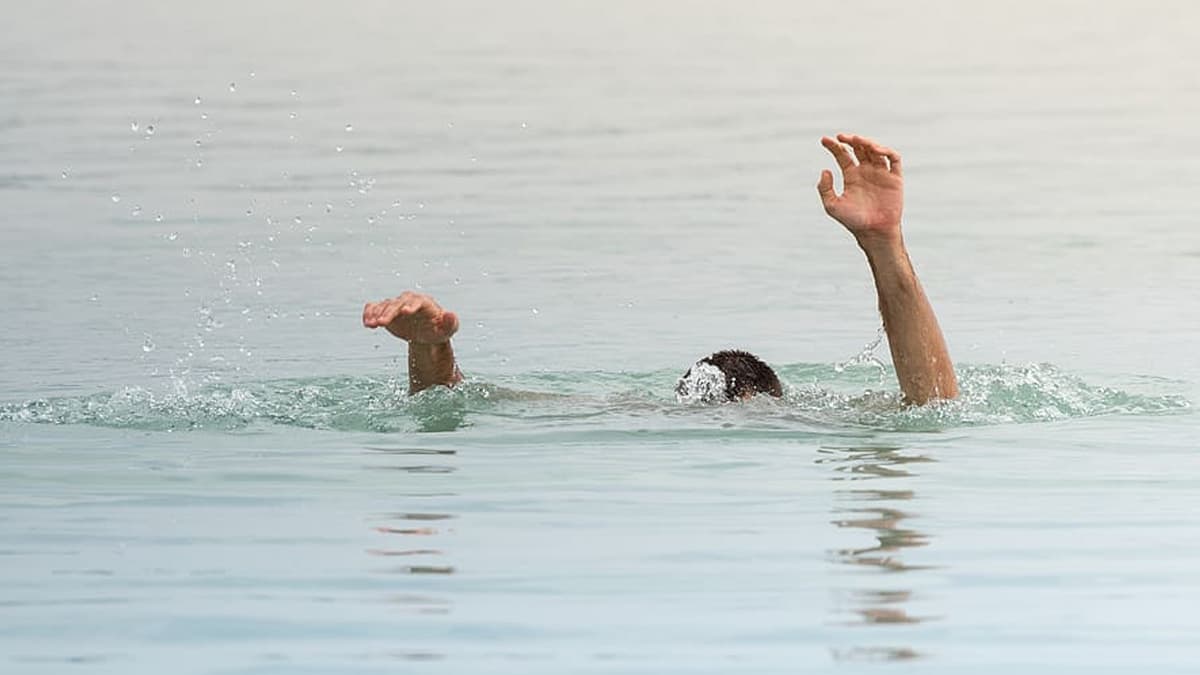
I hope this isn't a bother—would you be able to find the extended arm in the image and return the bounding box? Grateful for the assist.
[362,291,463,394]
[817,134,958,404]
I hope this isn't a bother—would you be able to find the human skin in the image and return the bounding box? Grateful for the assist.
[362,291,462,394]
[817,133,959,403]
[364,133,957,404]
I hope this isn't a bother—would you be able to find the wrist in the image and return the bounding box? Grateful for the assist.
[855,227,905,258]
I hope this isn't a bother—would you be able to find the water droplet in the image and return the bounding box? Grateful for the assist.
[249,70,256,78]
[195,159,204,168]
[228,82,237,92]
[293,216,302,225]
[324,202,333,213]
[145,125,155,136]
[142,336,156,353]
[200,112,208,120]
[131,205,142,217]
[345,123,354,132]
[194,96,202,105]
[61,168,70,179]
[335,145,344,153]
[167,232,178,241]
[130,121,139,132]
[290,89,297,97]
[521,122,528,129]
[111,193,121,203]
[246,208,253,216]
[155,214,163,223]
[194,139,202,146]
[531,308,540,315]
[289,112,297,120]
[90,293,100,302]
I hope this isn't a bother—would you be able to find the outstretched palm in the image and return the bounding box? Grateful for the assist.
[817,134,905,242]
[362,291,459,344]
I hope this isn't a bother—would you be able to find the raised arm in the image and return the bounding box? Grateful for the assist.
[816,134,958,404]
[362,291,463,394]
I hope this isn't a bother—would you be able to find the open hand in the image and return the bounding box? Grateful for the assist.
[362,291,459,344]
[817,134,904,245]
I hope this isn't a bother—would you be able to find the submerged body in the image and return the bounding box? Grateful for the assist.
[363,134,958,405]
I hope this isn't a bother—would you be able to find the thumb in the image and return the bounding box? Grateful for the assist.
[817,169,838,211]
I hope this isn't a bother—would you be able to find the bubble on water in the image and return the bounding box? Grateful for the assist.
[228,82,237,92]
[335,145,344,153]
[145,125,155,136]
[131,205,142,217]
[167,232,178,241]
[142,336,156,353]
[130,121,139,132]
[194,96,202,105]
[111,193,121,203]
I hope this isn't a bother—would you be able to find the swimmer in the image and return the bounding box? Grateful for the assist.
[363,134,958,405]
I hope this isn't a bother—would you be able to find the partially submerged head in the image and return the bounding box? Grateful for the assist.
[675,350,783,403]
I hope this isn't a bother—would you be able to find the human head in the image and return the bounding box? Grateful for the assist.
[675,350,783,403]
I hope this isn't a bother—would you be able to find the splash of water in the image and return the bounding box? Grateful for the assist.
[0,364,1188,434]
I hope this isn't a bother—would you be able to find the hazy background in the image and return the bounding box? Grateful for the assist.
[2,0,1197,401]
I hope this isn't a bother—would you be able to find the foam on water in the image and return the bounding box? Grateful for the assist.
[0,363,1188,434]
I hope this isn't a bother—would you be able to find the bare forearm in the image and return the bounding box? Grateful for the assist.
[407,342,462,394]
[860,235,958,404]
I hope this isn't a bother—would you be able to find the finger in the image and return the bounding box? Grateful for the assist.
[438,311,460,338]
[845,134,885,167]
[367,301,387,327]
[821,136,856,170]
[878,146,902,176]
[363,303,376,327]
[379,299,409,325]
[817,169,838,212]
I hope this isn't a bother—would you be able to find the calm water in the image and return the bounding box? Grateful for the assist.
[2,1,1199,672]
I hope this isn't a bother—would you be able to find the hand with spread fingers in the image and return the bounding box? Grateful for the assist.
[813,132,958,404]
[817,133,905,246]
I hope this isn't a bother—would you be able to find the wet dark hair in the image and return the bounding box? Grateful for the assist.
[676,350,783,402]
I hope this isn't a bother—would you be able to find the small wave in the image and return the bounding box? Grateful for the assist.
[0,364,1188,434]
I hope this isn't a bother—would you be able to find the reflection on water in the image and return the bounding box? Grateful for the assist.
[365,444,457,642]
[818,444,938,661]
